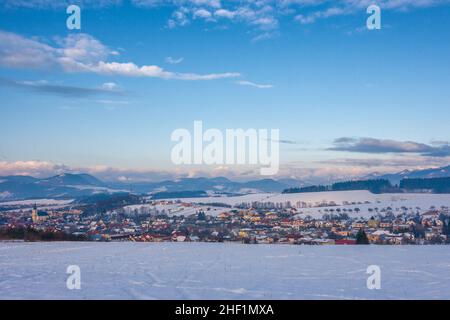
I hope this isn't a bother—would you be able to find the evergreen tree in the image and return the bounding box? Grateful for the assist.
[440,216,450,236]
[197,211,206,221]
[445,219,450,236]
[356,229,369,244]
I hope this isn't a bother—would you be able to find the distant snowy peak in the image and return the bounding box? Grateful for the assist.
[111,177,305,195]
[0,173,114,201]
[38,173,106,187]
[367,165,450,184]
[0,174,305,201]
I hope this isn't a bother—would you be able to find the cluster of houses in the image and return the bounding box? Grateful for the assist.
[1,199,449,245]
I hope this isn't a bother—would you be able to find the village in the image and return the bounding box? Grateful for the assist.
[1,196,449,245]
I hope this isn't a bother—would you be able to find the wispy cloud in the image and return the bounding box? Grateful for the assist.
[277,139,300,145]
[2,156,450,183]
[329,137,450,157]
[0,30,240,81]
[0,160,71,178]
[321,156,450,169]
[4,1,450,26]
[96,99,130,105]
[251,31,280,43]
[0,77,122,97]
[2,0,123,9]
[263,138,300,145]
[295,7,346,25]
[294,0,450,25]
[100,82,121,91]
[165,56,184,64]
[0,160,255,182]
[235,80,273,89]
[3,1,449,41]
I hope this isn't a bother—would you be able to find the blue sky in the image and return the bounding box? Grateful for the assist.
[0,0,450,182]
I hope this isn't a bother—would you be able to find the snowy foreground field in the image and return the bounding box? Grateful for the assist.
[1,243,450,300]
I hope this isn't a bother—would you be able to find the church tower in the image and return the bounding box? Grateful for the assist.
[32,203,38,223]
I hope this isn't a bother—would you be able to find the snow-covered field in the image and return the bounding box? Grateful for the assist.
[1,242,449,300]
[124,203,229,217]
[170,191,450,218]
[0,198,74,213]
[0,199,74,206]
[175,190,450,208]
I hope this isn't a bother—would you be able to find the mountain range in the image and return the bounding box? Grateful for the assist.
[0,174,301,201]
[1,165,450,201]
[364,165,450,185]
[0,173,113,201]
[106,177,301,195]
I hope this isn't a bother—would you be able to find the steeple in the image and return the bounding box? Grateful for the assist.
[32,203,38,223]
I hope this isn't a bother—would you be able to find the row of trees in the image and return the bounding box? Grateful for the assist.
[283,179,393,194]
[0,227,87,241]
[442,218,450,236]
[284,177,450,194]
[400,177,450,193]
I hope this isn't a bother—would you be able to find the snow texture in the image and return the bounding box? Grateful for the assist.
[0,242,449,300]
[171,191,450,218]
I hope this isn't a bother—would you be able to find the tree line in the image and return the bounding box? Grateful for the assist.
[283,177,450,194]
[0,227,87,241]
[283,179,393,194]
[400,177,450,193]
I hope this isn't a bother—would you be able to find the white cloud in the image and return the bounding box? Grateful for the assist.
[4,0,448,40]
[0,77,123,97]
[193,8,213,19]
[0,31,55,68]
[96,99,130,105]
[101,82,120,91]
[293,0,450,24]
[214,8,236,19]
[165,56,184,64]
[295,7,345,24]
[235,80,273,89]
[85,61,239,80]
[2,0,122,9]
[0,160,253,182]
[4,0,449,25]
[4,156,450,182]
[0,30,241,81]
[0,161,70,177]
[168,7,190,28]
[57,33,110,63]
[251,31,280,42]
[157,0,450,32]
[132,0,221,9]
[251,16,278,30]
